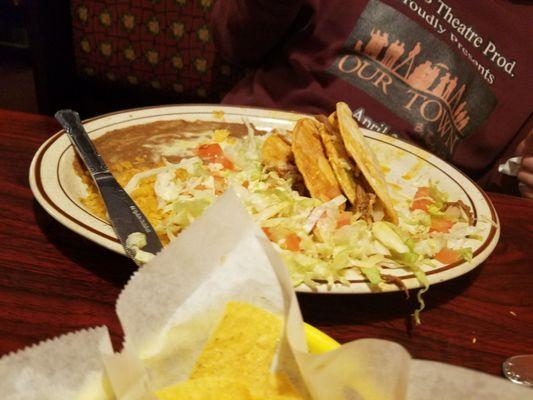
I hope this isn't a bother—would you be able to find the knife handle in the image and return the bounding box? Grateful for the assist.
[55,109,109,177]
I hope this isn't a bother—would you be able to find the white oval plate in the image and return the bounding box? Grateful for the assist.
[29,104,499,294]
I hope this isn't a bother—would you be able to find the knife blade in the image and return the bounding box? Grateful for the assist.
[55,109,163,265]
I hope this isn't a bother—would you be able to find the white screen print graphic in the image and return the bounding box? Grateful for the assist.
[328,0,497,159]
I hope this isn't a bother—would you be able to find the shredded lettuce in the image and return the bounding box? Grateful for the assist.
[412,269,429,325]
[360,267,383,286]
[372,222,409,254]
[458,247,473,262]
[467,234,483,241]
[428,180,448,205]
[120,130,483,316]
[426,204,446,217]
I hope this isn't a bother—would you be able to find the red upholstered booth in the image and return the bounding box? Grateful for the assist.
[30,0,243,117]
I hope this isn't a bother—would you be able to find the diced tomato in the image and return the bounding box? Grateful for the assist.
[262,227,274,241]
[197,143,223,159]
[242,180,249,188]
[411,187,433,211]
[415,187,430,197]
[197,143,235,170]
[336,211,353,228]
[283,233,301,252]
[435,248,461,264]
[218,156,235,170]
[430,217,454,233]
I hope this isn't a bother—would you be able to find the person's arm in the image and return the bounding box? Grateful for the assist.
[211,0,305,67]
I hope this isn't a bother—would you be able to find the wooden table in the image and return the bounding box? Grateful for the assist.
[1,109,532,378]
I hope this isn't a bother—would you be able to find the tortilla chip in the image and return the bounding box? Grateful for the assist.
[190,302,282,387]
[292,118,343,203]
[336,102,398,224]
[157,302,303,399]
[155,376,252,400]
[156,375,302,400]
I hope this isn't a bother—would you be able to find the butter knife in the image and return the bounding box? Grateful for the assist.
[55,109,163,265]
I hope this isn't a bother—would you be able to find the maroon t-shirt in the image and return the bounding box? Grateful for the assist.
[212,0,532,191]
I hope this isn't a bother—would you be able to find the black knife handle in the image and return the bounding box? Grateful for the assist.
[55,109,109,177]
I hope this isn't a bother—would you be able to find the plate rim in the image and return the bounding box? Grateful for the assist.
[29,104,500,294]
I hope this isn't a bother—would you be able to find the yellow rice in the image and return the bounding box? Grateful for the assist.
[79,157,173,245]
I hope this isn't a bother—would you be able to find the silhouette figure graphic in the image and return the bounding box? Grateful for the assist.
[454,101,467,118]
[454,110,468,124]
[432,72,451,97]
[355,29,470,133]
[392,41,422,77]
[457,116,470,131]
[409,42,422,59]
[404,42,422,76]
[407,61,440,90]
[364,29,389,59]
[382,40,405,68]
[442,77,458,101]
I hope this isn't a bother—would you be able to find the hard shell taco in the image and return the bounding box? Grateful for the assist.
[290,102,398,224]
[334,102,399,224]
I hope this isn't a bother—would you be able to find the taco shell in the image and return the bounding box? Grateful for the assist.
[316,115,358,205]
[262,133,293,171]
[292,118,343,203]
[336,102,398,224]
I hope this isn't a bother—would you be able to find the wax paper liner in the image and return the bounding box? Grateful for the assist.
[0,326,114,400]
[105,190,531,400]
